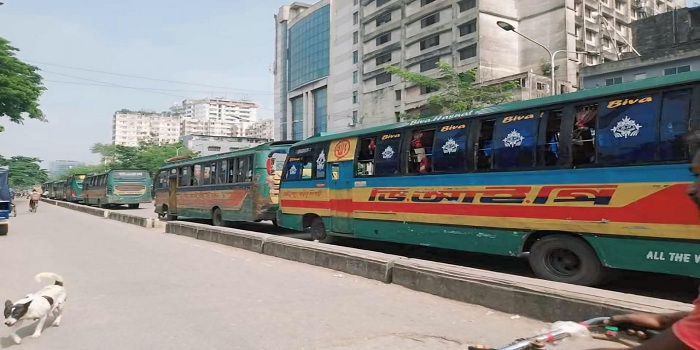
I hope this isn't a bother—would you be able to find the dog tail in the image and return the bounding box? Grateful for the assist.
[35,272,64,287]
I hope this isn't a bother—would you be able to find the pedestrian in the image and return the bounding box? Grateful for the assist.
[588,130,700,350]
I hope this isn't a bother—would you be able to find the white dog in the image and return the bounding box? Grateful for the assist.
[3,272,66,344]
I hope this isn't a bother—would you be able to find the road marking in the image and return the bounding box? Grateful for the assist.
[212,249,223,253]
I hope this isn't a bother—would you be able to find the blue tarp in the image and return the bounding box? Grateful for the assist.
[0,166,10,202]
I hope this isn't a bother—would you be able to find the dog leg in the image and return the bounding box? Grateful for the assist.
[51,304,64,327]
[10,320,25,344]
[30,315,48,338]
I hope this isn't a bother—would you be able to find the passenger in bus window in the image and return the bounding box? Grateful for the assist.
[411,130,433,173]
[572,104,597,166]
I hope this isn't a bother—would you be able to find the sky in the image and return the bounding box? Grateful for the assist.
[0,0,292,167]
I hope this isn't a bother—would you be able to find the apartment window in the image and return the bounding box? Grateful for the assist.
[419,34,440,50]
[421,12,440,28]
[615,0,625,11]
[665,65,692,75]
[376,72,392,85]
[376,12,392,27]
[420,86,439,94]
[353,31,358,44]
[353,50,358,63]
[584,8,592,18]
[376,0,390,6]
[376,32,391,45]
[575,25,581,39]
[602,37,612,48]
[633,73,647,81]
[354,0,358,5]
[459,20,477,36]
[421,0,436,5]
[458,0,476,12]
[353,70,358,84]
[352,91,358,104]
[419,57,440,72]
[376,52,392,65]
[586,55,596,65]
[459,44,477,60]
[395,90,401,101]
[353,12,358,25]
[207,146,221,152]
[352,111,358,124]
[585,30,595,42]
[605,77,623,86]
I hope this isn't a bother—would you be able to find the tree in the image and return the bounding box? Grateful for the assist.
[385,62,519,120]
[90,142,196,177]
[0,37,46,132]
[0,156,48,189]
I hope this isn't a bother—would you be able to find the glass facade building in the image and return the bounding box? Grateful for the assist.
[291,96,304,140]
[287,5,330,90]
[313,87,327,134]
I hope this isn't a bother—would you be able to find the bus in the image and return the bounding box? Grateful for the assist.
[277,71,700,286]
[63,175,86,203]
[52,180,66,201]
[154,141,296,225]
[83,170,153,208]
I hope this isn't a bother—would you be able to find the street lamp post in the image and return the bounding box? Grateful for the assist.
[496,21,596,96]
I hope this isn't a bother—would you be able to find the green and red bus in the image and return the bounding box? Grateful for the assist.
[154,141,296,225]
[278,71,700,286]
[63,174,85,203]
[83,170,152,208]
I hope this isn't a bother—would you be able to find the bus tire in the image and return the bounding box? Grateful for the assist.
[529,235,607,286]
[271,219,278,227]
[309,217,334,243]
[212,207,224,227]
[128,204,139,209]
[0,225,7,235]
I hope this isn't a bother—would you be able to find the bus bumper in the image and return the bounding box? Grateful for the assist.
[107,195,150,204]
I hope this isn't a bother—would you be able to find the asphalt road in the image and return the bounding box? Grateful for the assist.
[0,200,621,350]
[65,198,699,303]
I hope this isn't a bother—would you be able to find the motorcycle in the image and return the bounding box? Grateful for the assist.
[469,317,658,350]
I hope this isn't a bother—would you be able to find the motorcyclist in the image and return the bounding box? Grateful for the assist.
[29,189,41,211]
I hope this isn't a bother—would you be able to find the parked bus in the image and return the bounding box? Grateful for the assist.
[277,72,700,286]
[52,180,66,201]
[62,175,86,203]
[83,170,152,208]
[154,141,296,225]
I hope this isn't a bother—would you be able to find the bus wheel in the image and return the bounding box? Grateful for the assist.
[271,219,278,227]
[529,235,607,286]
[212,207,224,227]
[309,217,333,243]
[0,225,7,236]
[164,206,177,220]
[128,204,139,209]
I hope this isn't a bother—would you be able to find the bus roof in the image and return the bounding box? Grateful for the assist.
[158,141,296,169]
[292,70,700,147]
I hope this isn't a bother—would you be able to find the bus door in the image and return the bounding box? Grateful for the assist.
[327,162,352,233]
[168,176,178,214]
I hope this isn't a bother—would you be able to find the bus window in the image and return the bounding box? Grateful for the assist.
[494,112,538,169]
[237,157,250,183]
[598,95,658,164]
[219,160,228,184]
[179,167,189,187]
[477,119,496,170]
[375,132,402,176]
[192,165,201,186]
[210,163,217,185]
[433,123,468,173]
[539,110,562,167]
[408,129,435,174]
[202,165,211,185]
[572,104,597,166]
[357,137,377,176]
[228,158,237,183]
[659,90,691,161]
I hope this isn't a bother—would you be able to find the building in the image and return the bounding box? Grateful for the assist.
[181,98,258,137]
[180,135,273,157]
[112,110,181,146]
[274,1,357,141]
[581,6,700,89]
[244,119,275,140]
[274,0,684,140]
[49,160,84,178]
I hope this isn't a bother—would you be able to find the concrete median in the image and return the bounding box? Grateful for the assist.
[164,221,693,322]
[40,199,159,229]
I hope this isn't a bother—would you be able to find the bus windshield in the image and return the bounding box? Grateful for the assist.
[112,171,149,181]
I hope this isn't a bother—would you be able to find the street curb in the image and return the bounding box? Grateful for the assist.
[164,221,694,322]
[41,198,160,229]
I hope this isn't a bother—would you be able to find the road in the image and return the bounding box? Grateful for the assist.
[73,199,700,303]
[0,200,621,350]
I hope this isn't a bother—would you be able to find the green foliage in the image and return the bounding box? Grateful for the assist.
[91,142,196,177]
[0,155,48,189]
[385,62,519,121]
[0,37,46,132]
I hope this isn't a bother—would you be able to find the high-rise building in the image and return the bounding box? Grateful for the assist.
[112,110,181,146]
[274,0,685,139]
[181,98,258,137]
[245,119,275,141]
[49,160,84,178]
